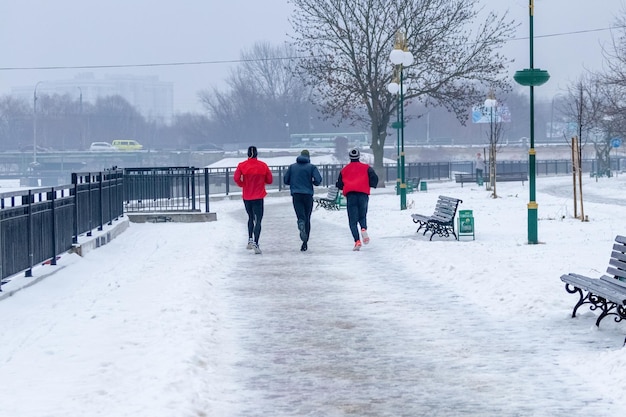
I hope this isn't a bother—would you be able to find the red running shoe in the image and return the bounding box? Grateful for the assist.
[361,228,370,245]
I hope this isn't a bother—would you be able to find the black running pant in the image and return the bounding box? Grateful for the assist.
[346,192,369,242]
[291,193,314,242]
[244,199,264,244]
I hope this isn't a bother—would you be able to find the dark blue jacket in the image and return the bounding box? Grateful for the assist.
[283,155,322,195]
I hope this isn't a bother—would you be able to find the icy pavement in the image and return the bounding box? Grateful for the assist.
[214,201,622,417]
[2,176,626,416]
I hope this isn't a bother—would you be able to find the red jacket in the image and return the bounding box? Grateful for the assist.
[338,161,374,195]
[233,157,273,200]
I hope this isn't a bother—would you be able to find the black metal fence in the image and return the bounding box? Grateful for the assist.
[0,169,124,290]
[120,159,614,213]
[123,167,208,213]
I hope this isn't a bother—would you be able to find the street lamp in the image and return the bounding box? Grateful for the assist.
[388,69,401,196]
[388,31,414,210]
[514,0,549,244]
[32,81,43,166]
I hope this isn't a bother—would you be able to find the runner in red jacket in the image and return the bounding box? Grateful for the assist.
[234,146,273,254]
[336,148,379,251]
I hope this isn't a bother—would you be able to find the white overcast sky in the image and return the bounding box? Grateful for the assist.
[0,0,624,114]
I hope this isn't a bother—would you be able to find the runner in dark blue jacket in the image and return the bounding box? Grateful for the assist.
[283,150,323,252]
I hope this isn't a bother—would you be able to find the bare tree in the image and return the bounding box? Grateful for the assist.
[170,113,214,149]
[597,12,626,170]
[289,0,516,180]
[89,95,145,142]
[560,75,609,220]
[199,42,315,147]
[0,96,32,151]
[561,75,626,178]
[36,93,84,150]
[482,94,508,198]
[561,76,605,151]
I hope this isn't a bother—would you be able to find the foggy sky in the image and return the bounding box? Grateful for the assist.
[0,0,623,114]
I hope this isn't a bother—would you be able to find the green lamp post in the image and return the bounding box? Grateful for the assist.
[390,68,402,196]
[388,31,414,210]
[514,0,549,244]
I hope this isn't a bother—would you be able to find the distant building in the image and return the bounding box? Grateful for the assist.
[11,73,173,123]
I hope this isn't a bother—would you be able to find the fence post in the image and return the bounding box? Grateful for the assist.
[87,173,93,237]
[118,169,125,218]
[72,173,79,244]
[190,167,197,211]
[204,168,210,213]
[25,190,34,277]
[48,188,57,265]
[107,170,113,226]
[225,169,230,196]
[98,173,104,231]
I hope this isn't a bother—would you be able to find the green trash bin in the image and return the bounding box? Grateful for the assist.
[457,210,475,240]
[419,181,427,192]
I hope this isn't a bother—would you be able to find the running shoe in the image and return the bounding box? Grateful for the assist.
[298,220,308,242]
[252,243,262,254]
[246,239,254,250]
[361,228,370,245]
[300,242,308,252]
[353,240,362,251]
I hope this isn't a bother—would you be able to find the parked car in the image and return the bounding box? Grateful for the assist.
[112,139,143,151]
[89,142,118,152]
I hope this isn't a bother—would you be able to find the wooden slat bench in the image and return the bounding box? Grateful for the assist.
[454,172,528,187]
[454,173,477,187]
[314,186,341,210]
[496,172,528,184]
[560,235,626,329]
[411,195,463,240]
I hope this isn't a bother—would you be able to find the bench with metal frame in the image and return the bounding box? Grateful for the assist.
[411,195,463,240]
[314,186,341,210]
[560,235,626,335]
[454,172,527,187]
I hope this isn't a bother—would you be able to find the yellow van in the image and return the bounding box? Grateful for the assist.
[112,139,143,151]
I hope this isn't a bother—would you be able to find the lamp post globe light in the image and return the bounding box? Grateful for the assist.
[513,0,550,244]
[388,31,414,210]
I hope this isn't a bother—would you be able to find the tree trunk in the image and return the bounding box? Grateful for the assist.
[370,118,390,188]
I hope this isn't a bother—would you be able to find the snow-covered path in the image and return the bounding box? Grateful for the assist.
[214,199,622,416]
[1,176,626,416]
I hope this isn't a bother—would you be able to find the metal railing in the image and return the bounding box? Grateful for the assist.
[0,169,124,289]
[120,159,610,214]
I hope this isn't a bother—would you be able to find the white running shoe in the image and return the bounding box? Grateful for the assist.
[361,228,370,244]
[246,239,254,250]
[253,243,262,254]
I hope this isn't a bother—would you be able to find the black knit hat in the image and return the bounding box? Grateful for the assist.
[349,148,360,161]
[247,146,258,158]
